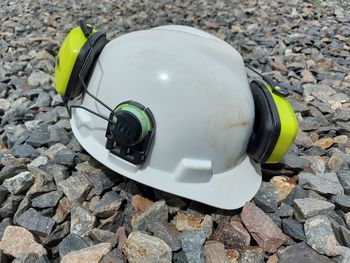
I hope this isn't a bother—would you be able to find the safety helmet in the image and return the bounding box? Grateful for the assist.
[55,22,298,209]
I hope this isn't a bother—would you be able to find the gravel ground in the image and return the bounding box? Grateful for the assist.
[0,0,350,262]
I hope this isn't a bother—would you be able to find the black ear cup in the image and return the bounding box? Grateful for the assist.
[64,31,108,101]
[247,81,281,164]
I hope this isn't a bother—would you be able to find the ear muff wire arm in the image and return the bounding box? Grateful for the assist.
[66,24,116,122]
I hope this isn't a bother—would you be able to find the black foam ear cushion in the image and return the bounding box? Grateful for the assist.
[247,81,281,164]
[64,32,108,101]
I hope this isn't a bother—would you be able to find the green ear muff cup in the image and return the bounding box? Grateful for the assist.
[247,81,281,164]
[64,32,108,101]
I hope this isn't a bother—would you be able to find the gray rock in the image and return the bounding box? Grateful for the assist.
[58,173,92,202]
[340,226,350,247]
[12,253,39,263]
[131,200,168,231]
[34,255,50,263]
[338,169,350,195]
[305,215,340,256]
[293,198,334,221]
[333,247,350,263]
[42,221,70,247]
[281,154,310,169]
[238,246,264,263]
[71,204,96,237]
[253,182,278,213]
[12,144,39,159]
[281,218,306,241]
[41,162,68,184]
[27,70,51,87]
[28,156,49,169]
[34,93,51,107]
[0,185,9,204]
[0,164,28,183]
[266,212,282,228]
[173,250,188,263]
[90,191,123,218]
[31,190,63,209]
[26,131,50,147]
[13,196,31,224]
[58,233,89,257]
[0,194,24,218]
[90,228,119,247]
[298,172,343,195]
[0,218,12,239]
[16,208,55,236]
[3,171,33,194]
[100,248,126,263]
[333,195,350,212]
[53,148,76,167]
[148,222,182,251]
[285,186,309,206]
[180,230,206,263]
[277,242,333,263]
[277,203,294,218]
[48,126,70,146]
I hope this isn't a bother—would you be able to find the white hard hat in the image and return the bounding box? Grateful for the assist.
[56,23,297,209]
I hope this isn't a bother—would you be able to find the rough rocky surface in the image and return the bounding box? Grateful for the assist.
[122,231,172,263]
[241,202,287,253]
[61,243,112,263]
[0,0,349,262]
[0,226,47,257]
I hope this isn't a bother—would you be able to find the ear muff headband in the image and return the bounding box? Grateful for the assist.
[54,24,108,100]
[248,80,298,164]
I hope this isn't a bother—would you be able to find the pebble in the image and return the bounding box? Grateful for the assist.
[131,200,168,231]
[70,204,96,237]
[305,215,340,256]
[270,176,296,203]
[0,218,12,239]
[100,248,126,263]
[180,230,206,263]
[173,212,204,231]
[204,241,231,263]
[12,144,39,159]
[58,233,89,257]
[0,194,24,218]
[293,198,335,221]
[0,226,47,257]
[61,243,112,263]
[26,131,50,147]
[90,191,123,218]
[298,172,344,195]
[27,70,51,87]
[122,231,172,263]
[148,222,182,251]
[238,246,264,263]
[16,208,55,236]
[90,228,119,247]
[212,219,250,250]
[3,171,33,194]
[58,173,92,202]
[26,167,56,195]
[253,182,278,213]
[277,242,333,263]
[31,190,63,208]
[241,202,287,253]
[333,195,350,212]
[281,218,306,241]
[53,148,76,167]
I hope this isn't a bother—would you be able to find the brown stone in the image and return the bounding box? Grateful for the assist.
[225,248,240,262]
[204,241,231,263]
[313,137,334,150]
[61,243,112,263]
[52,197,72,223]
[131,194,153,214]
[212,220,250,250]
[0,226,47,257]
[267,254,279,263]
[270,176,296,203]
[327,155,343,172]
[173,212,204,231]
[117,226,128,250]
[241,202,287,253]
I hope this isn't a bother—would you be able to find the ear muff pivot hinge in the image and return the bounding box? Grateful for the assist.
[105,101,156,165]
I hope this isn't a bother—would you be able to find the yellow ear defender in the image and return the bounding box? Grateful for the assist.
[247,68,298,164]
[55,21,108,101]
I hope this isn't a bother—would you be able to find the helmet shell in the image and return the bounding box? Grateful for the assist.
[70,25,261,209]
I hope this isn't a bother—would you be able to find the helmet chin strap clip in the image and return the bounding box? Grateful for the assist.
[79,20,93,37]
